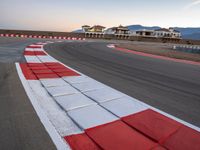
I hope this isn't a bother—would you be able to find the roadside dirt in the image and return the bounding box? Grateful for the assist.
[117,43,200,62]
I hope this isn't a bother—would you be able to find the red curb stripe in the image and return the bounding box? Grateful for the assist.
[19,63,37,80]
[64,133,101,150]
[63,109,200,150]
[57,72,80,77]
[24,51,47,56]
[29,66,49,70]
[51,68,73,73]
[27,63,46,67]
[32,69,54,74]
[27,45,42,48]
[122,109,182,143]
[115,46,200,66]
[85,120,157,150]
[44,62,62,66]
[20,63,80,79]
[163,125,200,150]
[47,65,67,69]
[151,145,167,150]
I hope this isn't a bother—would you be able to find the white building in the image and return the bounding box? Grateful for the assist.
[82,25,106,38]
[104,25,130,35]
[135,29,155,37]
[154,28,181,39]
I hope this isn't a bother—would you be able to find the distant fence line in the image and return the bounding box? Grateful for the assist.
[0,29,200,45]
[173,45,200,54]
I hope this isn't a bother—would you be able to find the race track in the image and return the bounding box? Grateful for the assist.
[45,41,200,127]
[1,37,200,149]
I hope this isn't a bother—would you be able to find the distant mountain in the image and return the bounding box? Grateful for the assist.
[182,32,200,40]
[174,27,200,40]
[173,27,200,35]
[127,25,161,31]
[72,29,83,33]
[127,25,200,40]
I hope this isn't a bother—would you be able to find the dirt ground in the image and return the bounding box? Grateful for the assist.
[117,42,200,62]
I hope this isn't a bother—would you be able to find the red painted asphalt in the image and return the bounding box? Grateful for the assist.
[24,51,47,56]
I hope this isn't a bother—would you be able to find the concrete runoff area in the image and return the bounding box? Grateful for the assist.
[45,41,200,127]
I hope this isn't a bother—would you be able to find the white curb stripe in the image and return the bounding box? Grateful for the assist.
[55,93,97,111]
[25,56,41,63]
[40,78,68,87]
[101,96,148,117]
[68,104,118,129]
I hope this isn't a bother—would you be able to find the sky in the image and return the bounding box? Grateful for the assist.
[0,0,200,32]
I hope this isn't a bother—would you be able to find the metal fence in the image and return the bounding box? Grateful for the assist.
[173,45,200,54]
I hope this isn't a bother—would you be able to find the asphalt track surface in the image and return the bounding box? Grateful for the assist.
[0,37,56,150]
[45,41,200,127]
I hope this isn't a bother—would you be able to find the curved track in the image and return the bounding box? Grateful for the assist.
[45,41,200,127]
[1,38,200,149]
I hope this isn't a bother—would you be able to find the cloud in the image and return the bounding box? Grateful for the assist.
[184,0,200,10]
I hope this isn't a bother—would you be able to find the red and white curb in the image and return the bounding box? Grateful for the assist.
[107,44,200,66]
[0,33,85,40]
[15,42,200,150]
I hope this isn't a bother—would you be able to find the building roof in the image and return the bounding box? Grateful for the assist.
[92,25,106,29]
[155,28,181,33]
[111,25,129,31]
[82,25,90,28]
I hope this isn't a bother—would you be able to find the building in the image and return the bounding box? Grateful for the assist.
[135,29,154,37]
[82,25,106,38]
[105,25,130,35]
[154,28,181,39]
[82,25,91,32]
[82,25,182,40]
[82,25,105,33]
[104,25,130,39]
